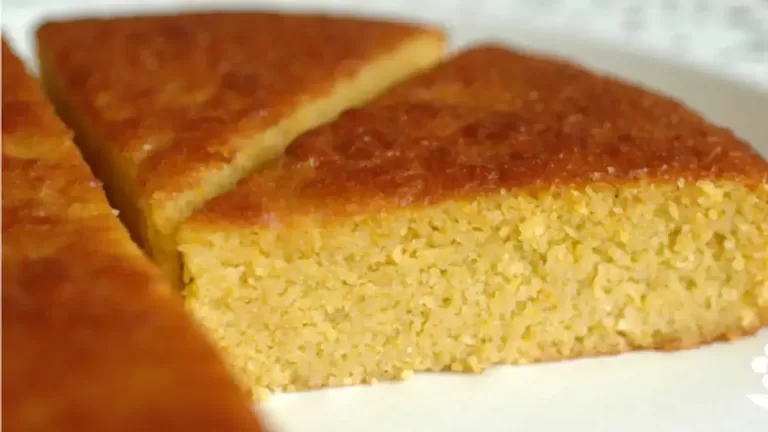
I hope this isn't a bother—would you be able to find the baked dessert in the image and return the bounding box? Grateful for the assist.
[178,45,768,394]
[2,40,265,431]
[36,12,446,287]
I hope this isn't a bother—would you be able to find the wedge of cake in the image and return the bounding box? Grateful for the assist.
[36,12,445,287]
[178,45,768,394]
[2,40,265,431]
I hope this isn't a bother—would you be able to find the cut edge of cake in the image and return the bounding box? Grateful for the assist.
[179,179,768,394]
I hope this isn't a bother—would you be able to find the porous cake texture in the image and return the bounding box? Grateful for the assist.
[179,46,768,395]
[36,12,446,286]
[1,40,264,432]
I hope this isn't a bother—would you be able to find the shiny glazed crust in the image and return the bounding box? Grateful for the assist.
[36,12,445,204]
[189,45,768,228]
[1,41,264,432]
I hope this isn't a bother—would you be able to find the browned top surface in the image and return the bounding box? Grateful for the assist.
[189,45,768,228]
[1,41,263,432]
[37,12,443,203]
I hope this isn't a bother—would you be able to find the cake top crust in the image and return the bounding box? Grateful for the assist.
[188,45,768,229]
[37,12,444,203]
[3,40,119,246]
[1,40,263,432]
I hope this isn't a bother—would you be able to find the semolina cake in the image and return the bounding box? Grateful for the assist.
[36,12,446,287]
[1,40,265,431]
[178,45,768,395]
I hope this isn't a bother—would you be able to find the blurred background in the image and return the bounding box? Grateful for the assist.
[2,0,768,86]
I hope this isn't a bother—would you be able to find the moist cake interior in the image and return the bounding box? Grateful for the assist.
[182,179,767,392]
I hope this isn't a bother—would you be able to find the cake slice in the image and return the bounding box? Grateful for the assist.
[178,45,768,394]
[1,40,265,432]
[36,12,445,287]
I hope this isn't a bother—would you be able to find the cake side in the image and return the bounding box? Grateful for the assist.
[180,181,768,393]
[1,40,264,432]
[36,12,446,287]
[179,45,768,395]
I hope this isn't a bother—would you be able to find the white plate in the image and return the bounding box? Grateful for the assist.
[4,2,768,431]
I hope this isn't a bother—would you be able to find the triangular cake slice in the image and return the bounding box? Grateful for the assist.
[1,40,265,431]
[36,12,445,286]
[179,45,768,394]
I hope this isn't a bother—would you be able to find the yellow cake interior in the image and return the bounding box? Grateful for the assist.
[179,179,768,394]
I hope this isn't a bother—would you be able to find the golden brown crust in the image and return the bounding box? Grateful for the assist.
[189,45,768,228]
[1,40,264,432]
[36,12,445,203]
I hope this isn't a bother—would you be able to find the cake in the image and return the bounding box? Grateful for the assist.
[177,45,768,394]
[2,40,265,431]
[36,12,446,287]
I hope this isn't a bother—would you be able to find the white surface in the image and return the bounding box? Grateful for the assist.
[3,0,768,86]
[3,1,768,431]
